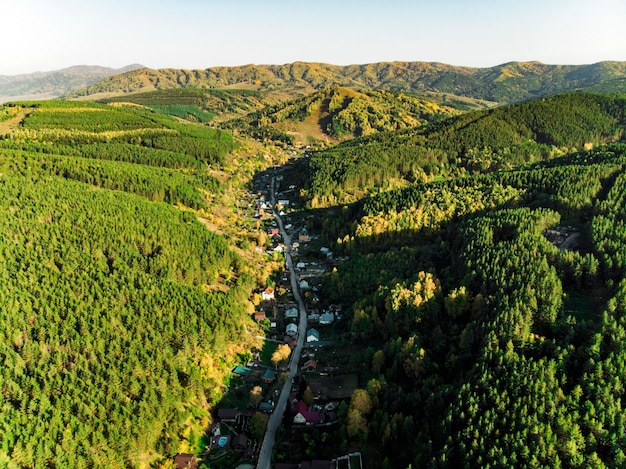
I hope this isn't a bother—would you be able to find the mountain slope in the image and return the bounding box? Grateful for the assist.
[221,85,461,146]
[0,64,143,103]
[68,61,626,105]
[318,143,626,468]
[0,100,263,467]
[305,92,626,206]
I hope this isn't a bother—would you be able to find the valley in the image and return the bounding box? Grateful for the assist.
[1,62,626,469]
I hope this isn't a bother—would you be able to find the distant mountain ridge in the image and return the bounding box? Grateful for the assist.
[0,64,143,103]
[68,61,626,105]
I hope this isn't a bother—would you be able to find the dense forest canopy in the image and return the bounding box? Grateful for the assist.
[318,140,626,468]
[0,100,260,467]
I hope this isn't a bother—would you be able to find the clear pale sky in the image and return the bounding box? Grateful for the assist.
[3,0,625,75]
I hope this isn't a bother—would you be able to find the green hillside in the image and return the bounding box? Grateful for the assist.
[317,142,626,468]
[0,100,259,468]
[67,61,626,106]
[221,86,461,146]
[100,87,279,124]
[305,92,626,207]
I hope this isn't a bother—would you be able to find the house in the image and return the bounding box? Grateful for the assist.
[253,311,267,322]
[173,453,198,469]
[301,460,332,469]
[259,401,274,413]
[217,409,239,422]
[293,411,325,425]
[306,328,320,343]
[298,229,310,242]
[261,286,275,301]
[278,199,290,207]
[286,323,298,337]
[309,264,327,274]
[232,365,251,377]
[319,312,334,325]
[293,400,309,414]
[302,359,317,373]
[285,307,298,319]
[232,433,248,450]
[296,261,306,270]
[261,368,276,384]
[217,408,238,421]
[307,310,320,322]
[299,279,310,290]
[267,227,279,236]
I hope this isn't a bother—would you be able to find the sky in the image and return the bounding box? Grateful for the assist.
[2,0,626,75]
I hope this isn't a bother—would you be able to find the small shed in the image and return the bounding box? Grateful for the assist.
[173,453,198,469]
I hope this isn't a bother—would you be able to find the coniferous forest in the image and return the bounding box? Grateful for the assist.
[2,69,626,469]
[0,101,258,467]
[313,94,626,468]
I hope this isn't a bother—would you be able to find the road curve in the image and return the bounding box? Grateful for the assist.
[256,176,308,469]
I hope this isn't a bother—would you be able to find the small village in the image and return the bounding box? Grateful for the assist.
[173,164,362,469]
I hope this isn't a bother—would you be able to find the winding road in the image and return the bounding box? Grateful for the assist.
[256,176,308,469]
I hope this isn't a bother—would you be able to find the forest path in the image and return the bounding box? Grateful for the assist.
[0,108,34,136]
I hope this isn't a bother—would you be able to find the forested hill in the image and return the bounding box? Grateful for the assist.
[221,86,461,145]
[319,139,626,468]
[306,92,626,207]
[67,60,626,105]
[0,100,260,467]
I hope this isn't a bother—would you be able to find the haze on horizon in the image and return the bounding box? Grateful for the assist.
[3,0,625,76]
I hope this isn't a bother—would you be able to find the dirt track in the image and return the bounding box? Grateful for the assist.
[0,108,33,136]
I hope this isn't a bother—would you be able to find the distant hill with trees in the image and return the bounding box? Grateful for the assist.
[67,60,626,106]
[0,64,143,103]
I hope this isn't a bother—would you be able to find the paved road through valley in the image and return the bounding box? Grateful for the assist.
[256,176,308,469]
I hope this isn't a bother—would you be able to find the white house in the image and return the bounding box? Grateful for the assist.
[285,307,298,319]
[299,279,310,290]
[261,286,275,301]
[286,323,298,337]
[306,328,320,343]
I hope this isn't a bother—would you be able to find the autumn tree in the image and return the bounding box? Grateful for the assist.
[271,344,292,368]
[249,386,264,408]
